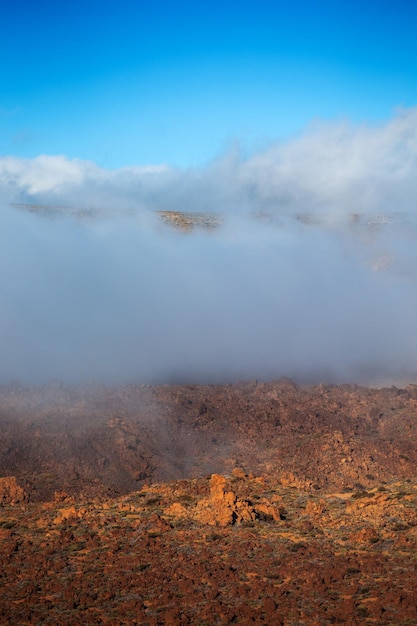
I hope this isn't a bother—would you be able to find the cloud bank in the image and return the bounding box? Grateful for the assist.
[1,106,417,216]
[1,108,417,385]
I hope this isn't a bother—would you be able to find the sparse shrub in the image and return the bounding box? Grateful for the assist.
[171,518,190,529]
[67,541,85,552]
[351,490,369,499]
[242,519,255,527]
[356,605,369,618]
[207,533,222,541]
[345,567,361,576]
[0,520,15,529]
[136,563,150,572]
[288,542,306,552]
[178,494,196,506]
[145,496,162,506]
[359,586,371,596]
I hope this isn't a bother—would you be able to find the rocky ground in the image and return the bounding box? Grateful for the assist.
[1,379,417,624]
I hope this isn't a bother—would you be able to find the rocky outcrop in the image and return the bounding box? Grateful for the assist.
[0,476,27,505]
[193,474,256,526]
[2,474,417,624]
[163,474,282,527]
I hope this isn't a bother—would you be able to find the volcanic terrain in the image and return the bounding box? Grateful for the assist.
[2,379,417,624]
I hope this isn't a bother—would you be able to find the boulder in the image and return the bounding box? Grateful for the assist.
[0,476,28,505]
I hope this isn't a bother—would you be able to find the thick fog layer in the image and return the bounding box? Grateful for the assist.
[1,109,417,385]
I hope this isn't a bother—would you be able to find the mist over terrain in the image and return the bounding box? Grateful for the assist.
[1,109,417,385]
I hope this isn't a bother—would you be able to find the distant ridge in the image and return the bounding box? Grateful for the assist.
[10,203,222,230]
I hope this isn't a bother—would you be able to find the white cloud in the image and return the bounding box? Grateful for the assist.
[1,108,417,385]
[2,106,417,217]
[0,108,417,215]
[240,107,417,216]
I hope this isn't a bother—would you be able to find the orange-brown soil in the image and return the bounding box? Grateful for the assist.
[1,379,417,624]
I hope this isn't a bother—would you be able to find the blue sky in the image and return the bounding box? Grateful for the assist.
[1,0,417,168]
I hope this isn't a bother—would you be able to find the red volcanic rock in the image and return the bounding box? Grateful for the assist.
[52,505,84,525]
[349,526,380,544]
[1,474,417,624]
[193,474,257,526]
[0,477,27,505]
[3,380,417,623]
[2,380,417,501]
[145,512,172,534]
